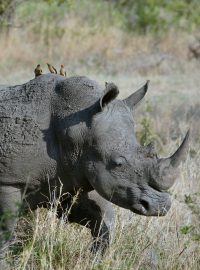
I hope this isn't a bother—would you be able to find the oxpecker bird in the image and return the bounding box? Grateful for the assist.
[60,64,66,76]
[34,64,42,78]
[47,63,57,74]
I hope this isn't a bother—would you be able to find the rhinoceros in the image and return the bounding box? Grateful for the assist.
[0,74,189,257]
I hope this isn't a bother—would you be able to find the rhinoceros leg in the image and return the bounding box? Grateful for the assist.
[0,185,22,252]
[58,190,115,255]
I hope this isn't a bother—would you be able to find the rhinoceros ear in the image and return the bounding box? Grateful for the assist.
[124,80,149,109]
[99,82,119,110]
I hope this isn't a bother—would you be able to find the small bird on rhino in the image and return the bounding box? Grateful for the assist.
[34,64,42,78]
[60,64,66,77]
[47,63,57,74]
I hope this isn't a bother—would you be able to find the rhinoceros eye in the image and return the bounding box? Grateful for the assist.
[112,156,126,168]
[113,160,123,167]
[108,153,128,169]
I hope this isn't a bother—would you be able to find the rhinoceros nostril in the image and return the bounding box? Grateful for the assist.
[140,199,150,211]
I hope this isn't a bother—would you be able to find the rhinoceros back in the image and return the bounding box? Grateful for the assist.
[0,74,63,185]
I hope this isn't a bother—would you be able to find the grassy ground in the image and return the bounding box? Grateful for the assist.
[0,10,200,269]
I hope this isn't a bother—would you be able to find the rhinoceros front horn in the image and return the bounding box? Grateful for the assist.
[157,130,190,190]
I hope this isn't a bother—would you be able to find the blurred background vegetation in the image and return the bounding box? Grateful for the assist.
[0,0,200,80]
[1,0,200,33]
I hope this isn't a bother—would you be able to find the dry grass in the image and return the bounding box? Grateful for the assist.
[0,11,200,270]
[0,13,198,84]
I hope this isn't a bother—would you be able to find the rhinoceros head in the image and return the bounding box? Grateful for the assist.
[84,81,189,216]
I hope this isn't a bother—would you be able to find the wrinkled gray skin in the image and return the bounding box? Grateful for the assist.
[0,74,189,265]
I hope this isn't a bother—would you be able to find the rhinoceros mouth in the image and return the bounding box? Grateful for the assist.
[131,203,148,215]
[131,202,168,216]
